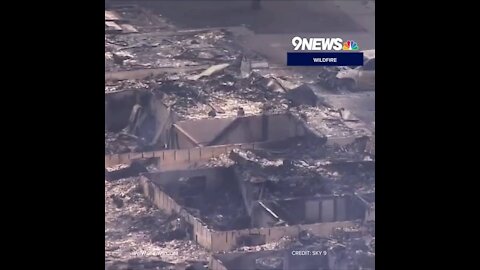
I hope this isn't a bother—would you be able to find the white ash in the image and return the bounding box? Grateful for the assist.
[105,177,208,265]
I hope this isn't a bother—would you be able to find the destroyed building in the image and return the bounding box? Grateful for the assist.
[105,21,371,155]
[138,168,367,252]
[210,227,374,270]
[134,134,375,252]
[105,3,375,270]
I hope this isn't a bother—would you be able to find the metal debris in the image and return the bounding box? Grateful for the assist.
[187,63,230,81]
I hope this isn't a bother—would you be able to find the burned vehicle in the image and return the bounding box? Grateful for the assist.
[318,50,375,91]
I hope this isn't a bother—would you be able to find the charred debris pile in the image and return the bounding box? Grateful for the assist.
[105,64,371,154]
[215,137,375,200]
[215,227,374,270]
[105,15,371,155]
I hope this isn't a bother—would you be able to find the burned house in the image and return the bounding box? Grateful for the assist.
[106,85,376,253]
[137,136,374,252]
[227,144,374,228]
[139,167,362,252]
[105,69,294,155]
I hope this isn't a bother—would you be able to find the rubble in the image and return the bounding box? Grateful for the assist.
[106,161,148,181]
[105,178,208,266]
[111,195,125,208]
[317,67,345,90]
[105,27,240,73]
[164,175,251,231]
[216,225,374,270]
[187,63,230,80]
[105,132,150,154]
[255,256,283,269]
[105,80,152,93]
[285,84,319,107]
[151,215,189,242]
[290,106,371,139]
[235,236,295,252]
[225,137,374,198]
[105,258,176,270]
[202,153,235,168]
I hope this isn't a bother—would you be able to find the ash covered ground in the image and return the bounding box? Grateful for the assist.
[105,176,208,269]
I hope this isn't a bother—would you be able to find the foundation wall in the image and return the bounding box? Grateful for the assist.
[105,143,261,169]
[105,114,315,169]
[171,114,307,149]
[139,176,213,248]
[251,195,363,228]
[210,221,355,252]
[141,176,355,252]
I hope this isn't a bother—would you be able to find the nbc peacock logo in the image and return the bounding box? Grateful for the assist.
[343,40,359,51]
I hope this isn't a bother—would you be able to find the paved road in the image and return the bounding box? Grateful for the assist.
[134,0,376,129]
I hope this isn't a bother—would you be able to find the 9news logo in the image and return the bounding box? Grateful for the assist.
[292,37,359,51]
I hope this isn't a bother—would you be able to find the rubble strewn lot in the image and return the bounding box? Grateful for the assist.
[106,4,374,270]
[150,70,288,121]
[104,68,370,154]
[105,10,370,154]
[105,6,174,35]
[290,105,371,138]
[217,226,374,270]
[105,177,208,269]
[227,143,374,201]
[105,30,240,72]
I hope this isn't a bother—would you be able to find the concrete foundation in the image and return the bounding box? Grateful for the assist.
[105,142,261,169]
[172,113,307,148]
[140,174,356,252]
